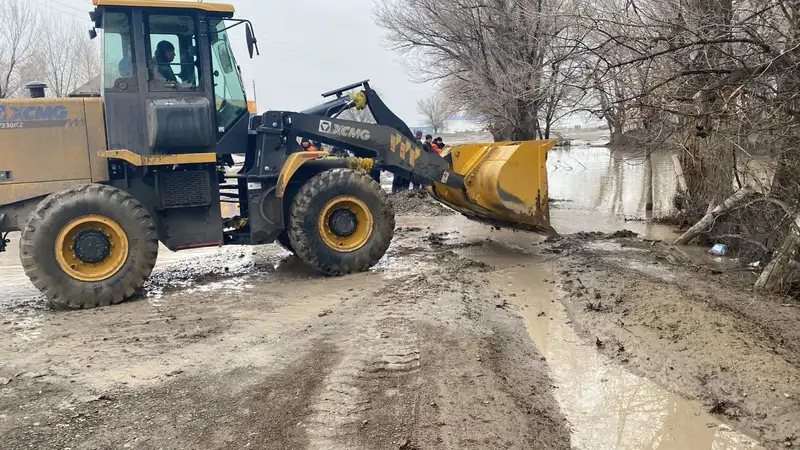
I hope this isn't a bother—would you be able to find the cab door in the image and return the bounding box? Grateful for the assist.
[101,7,148,156]
[140,10,216,155]
[208,17,250,155]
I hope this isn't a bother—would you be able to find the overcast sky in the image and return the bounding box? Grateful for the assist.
[53,0,435,126]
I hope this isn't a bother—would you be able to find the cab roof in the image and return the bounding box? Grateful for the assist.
[92,0,235,13]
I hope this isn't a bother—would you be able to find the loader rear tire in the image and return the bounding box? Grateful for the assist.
[20,184,159,310]
[288,169,394,275]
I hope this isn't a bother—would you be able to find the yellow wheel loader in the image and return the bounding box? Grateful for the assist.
[0,0,556,310]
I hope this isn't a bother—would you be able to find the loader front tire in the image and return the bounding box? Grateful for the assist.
[288,169,394,275]
[20,184,159,310]
[275,231,295,254]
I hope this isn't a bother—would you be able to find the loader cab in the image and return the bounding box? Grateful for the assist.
[93,0,252,157]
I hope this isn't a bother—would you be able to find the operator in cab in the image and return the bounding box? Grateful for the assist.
[153,41,178,82]
[152,40,196,86]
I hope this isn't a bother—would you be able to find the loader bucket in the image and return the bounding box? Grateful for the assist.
[429,139,557,236]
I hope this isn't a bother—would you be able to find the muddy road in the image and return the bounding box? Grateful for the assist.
[1,154,797,449]
[0,216,572,450]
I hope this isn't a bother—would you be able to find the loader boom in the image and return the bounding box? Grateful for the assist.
[251,103,465,189]
[245,80,555,236]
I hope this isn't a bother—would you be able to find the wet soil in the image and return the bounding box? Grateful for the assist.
[554,237,800,449]
[0,226,569,450]
[1,208,793,449]
[389,189,456,217]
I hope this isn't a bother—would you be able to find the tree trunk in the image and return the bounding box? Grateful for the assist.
[644,153,654,212]
[681,129,734,221]
[672,154,689,193]
[608,121,625,145]
[674,187,754,245]
[755,213,800,292]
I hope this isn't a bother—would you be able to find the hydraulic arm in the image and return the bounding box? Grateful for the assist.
[246,80,556,237]
[250,80,464,190]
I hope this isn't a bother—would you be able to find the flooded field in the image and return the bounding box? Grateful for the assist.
[1,146,797,449]
[547,147,679,218]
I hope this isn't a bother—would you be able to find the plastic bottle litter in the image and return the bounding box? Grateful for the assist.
[708,244,727,256]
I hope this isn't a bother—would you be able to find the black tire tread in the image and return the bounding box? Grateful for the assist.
[20,183,159,309]
[287,169,395,275]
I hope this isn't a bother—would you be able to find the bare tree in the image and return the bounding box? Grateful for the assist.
[375,0,585,141]
[0,0,39,98]
[416,93,454,134]
[571,0,800,292]
[36,16,101,97]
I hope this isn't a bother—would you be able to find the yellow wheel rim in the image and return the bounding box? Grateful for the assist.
[317,196,373,252]
[54,214,129,282]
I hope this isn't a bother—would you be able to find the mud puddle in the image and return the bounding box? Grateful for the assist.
[499,263,762,450]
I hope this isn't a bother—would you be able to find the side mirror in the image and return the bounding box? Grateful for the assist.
[245,22,259,59]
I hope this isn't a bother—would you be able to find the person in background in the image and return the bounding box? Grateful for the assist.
[391,170,410,193]
[301,139,317,152]
[410,130,425,189]
[423,134,434,153]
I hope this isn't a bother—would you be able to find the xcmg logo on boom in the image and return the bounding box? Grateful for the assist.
[0,105,68,121]
[318,120,371,141]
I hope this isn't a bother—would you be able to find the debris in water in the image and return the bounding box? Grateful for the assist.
[709,243,728,256]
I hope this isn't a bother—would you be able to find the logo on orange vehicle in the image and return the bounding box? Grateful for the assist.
[0,105,68,121]
[0,104,71,130]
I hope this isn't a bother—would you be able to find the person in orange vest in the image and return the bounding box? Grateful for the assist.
[301,139,317,152]
[430,136,443,154]
[434,137,446,152]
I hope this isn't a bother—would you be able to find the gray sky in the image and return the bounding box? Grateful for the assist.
[52,0,434,126]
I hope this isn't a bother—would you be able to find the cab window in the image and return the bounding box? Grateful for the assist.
[209,19,247,133]
[145,14,201,90]
[102,11,137,91]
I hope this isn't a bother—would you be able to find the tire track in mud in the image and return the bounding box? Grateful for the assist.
[304,272,424,449]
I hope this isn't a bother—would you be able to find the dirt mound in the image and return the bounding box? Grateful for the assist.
[604,229,638,239]
[390,189,456,217]
[545,230,638,244]
[542,230,640,255]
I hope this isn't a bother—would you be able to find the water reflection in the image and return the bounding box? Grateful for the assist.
[547,147,679,219]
